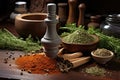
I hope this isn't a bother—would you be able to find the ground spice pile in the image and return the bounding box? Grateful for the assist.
[15,53,60,74]
[63,29,94,44]
[93,48,111,56]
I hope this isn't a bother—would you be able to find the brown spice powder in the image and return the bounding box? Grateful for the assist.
[15,53,60,74]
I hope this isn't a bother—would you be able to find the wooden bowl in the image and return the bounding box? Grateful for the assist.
[91,50,114,64]
[62,35,99,53]
[15,13,59,39]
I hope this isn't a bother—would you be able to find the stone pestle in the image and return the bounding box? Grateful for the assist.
[41,3,61,58]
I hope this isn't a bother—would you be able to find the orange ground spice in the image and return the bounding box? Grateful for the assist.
[15,53,60,74]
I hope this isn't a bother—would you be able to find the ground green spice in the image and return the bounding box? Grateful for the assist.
[94,48,111,56]
[63,30,94,44]
[84,66,106,76]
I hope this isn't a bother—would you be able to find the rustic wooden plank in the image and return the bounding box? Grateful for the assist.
[0,50,120,80]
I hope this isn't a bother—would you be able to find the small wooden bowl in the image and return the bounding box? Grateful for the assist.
[62,35,99,53]
[91,50,114,64]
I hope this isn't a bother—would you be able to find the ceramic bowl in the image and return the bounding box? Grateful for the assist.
[91,49,114,64]
[62,35,99,53]
[15,13,59,39]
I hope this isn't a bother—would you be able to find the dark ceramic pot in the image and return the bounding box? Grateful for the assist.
[100,14,120,38]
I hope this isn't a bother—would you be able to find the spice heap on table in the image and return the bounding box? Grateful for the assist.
[15,53,60,74]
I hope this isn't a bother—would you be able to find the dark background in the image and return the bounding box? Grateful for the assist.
[0,0,120,21]
[55,0,120,14]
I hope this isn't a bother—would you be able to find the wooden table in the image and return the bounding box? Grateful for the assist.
[0,23,120,80]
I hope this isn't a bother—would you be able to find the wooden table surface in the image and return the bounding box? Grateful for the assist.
[0,50,120,80]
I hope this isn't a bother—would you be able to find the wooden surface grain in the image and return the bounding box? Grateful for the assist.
[0,50,120,80]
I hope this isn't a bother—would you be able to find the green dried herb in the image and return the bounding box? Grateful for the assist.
[93,48,111,56]
[63,29,94,44]
[84,66,106,76]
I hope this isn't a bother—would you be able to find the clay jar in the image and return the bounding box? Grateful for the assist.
[15,13,59,39]
[10,1,27,22]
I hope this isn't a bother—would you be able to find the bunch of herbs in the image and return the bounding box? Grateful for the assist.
[87,28,120,58]
[0,29,41,52]
[59,24,120,58]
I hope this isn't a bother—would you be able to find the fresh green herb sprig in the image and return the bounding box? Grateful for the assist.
[0,29,41,52]
[87,28,120,58]
[59,23,85,37]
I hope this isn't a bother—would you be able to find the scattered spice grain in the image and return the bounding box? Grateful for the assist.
[12,57,15,60]
[20,72,23,75]
[3,58,8,64]
[15,53,60,74]
[6,52,8,54]
[8,55,12,58]
[9,64,11,66]
[4,61,8,64]
[84,66,106,76]
[19,55,22,57]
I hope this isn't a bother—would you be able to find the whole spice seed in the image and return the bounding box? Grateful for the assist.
[4,60,8,64]
[6,52,8,54]
[8,55,12,58]
[19,55,22,57]
[9,64,11,66]
[12,57,15,60]
[3,58,8,64]
[20,72,23,75]
[15,53,60,74]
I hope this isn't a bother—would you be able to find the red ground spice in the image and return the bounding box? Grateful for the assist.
[15,53,60,74]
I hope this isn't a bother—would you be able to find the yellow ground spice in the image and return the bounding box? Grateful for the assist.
[15,53,60,74]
